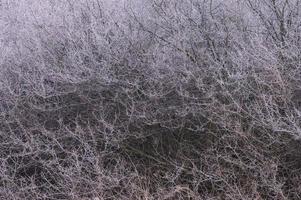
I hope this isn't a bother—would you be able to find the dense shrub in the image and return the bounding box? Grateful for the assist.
[1,0,301,199]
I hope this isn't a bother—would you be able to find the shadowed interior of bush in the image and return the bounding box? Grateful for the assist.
[1,78,301,199]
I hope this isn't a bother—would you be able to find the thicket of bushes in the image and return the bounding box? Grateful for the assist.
[1,0,301,199]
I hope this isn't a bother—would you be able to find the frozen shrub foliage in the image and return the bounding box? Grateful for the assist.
[1,0,301,199]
